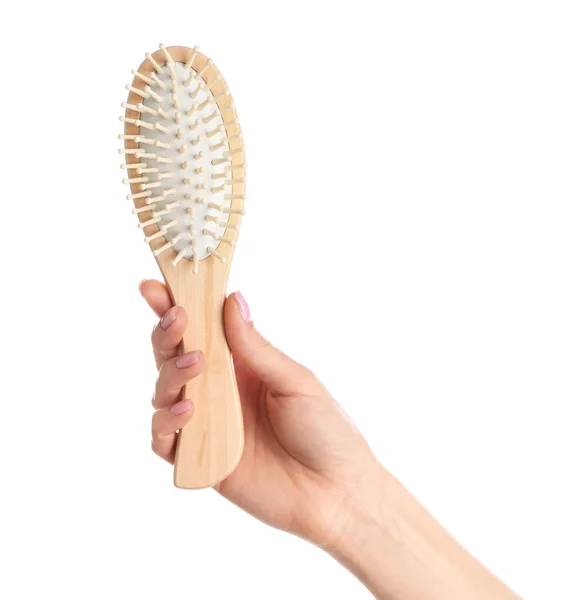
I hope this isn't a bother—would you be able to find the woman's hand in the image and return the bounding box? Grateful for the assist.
[140,279,520,600]
[140,279,380,549]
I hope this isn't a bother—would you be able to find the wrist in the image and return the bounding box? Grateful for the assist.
[325,462,402,596]
[325,463,518,600]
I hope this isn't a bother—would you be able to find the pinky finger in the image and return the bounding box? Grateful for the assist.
[151,399,194,463]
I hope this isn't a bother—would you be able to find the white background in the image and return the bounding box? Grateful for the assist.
[1,1,580,598]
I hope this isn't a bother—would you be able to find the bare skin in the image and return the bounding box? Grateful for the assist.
[141,279,520,600]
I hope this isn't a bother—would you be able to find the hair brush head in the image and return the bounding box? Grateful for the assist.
[120,44,246,273]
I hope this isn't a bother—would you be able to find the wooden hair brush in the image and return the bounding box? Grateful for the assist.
[120,44,245,489]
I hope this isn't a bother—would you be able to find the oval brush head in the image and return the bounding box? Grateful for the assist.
[120,44,246,489]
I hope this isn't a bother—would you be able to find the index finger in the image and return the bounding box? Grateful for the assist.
[139,279,173,317]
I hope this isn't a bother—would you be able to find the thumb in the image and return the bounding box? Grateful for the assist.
[224,291,314,395]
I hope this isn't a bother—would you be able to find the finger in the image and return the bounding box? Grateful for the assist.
[151,399,194,463]
[151,305,188,369]
[140,279,173,318]
[224,291,316,396]
[153,351,205,409]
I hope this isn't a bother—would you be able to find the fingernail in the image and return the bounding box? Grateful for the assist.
[138,279,147,296]
[176,351,201,369]
[160,306,177,330]
[234,291,250,322]
[170,399,192,416]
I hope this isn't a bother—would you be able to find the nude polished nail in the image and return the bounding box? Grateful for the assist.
[160,306,177,330]
[234,291,250,322]
[176,351,201,369]
[170,399,192,416]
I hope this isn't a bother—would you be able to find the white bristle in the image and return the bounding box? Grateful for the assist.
[118,134,143,141]
[171,248,187,267]
[209,139,227,152]
[144,229,167,243]
[145,53,163,73]
[133,204,156,214]
[138,216,161,229]
[195,58,213,82]
[159,44,175,67]
[131,70,154,86]
[121,162,146,170]
[157,107,170,120]
[153,240,173,257]
[196,98,212,112]
[185,46,200,70]
[136,103,157,116]
[140,181,161,190]
[151,73,167,89]
[207,125,225,138]
[205,215,239,230]
[202,111,219,125]
[152,208,170,217]
[145,86,163,103]
[207,247,226,263]
[125,84,150,100]
[127,190,152,200]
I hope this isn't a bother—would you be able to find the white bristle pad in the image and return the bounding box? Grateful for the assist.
[135,61,239,262]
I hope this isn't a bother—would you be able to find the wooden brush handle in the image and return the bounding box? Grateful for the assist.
[170,266,244,489]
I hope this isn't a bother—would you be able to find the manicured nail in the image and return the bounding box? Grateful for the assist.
[138,280,147,296]
[176,351,201,369]
[234,291,250,322]
[160,306,177,330]
[170,399,192,416]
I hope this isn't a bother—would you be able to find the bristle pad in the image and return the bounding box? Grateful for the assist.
[137,61,240,262]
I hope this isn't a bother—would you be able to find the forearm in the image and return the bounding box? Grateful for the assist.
[329,464,519,600]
